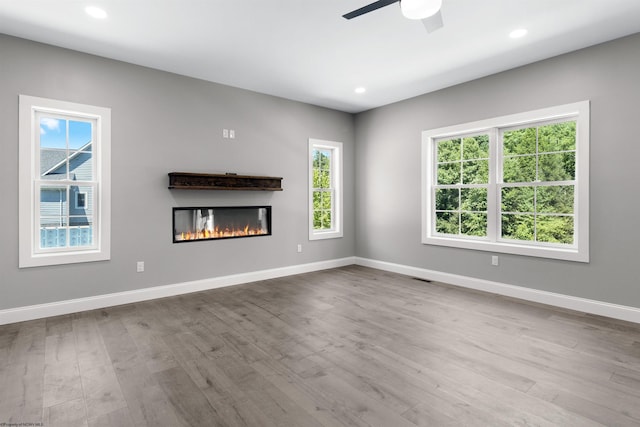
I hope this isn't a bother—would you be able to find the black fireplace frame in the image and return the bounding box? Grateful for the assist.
[172,206,272,243]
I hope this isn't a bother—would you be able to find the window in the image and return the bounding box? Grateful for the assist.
[75,191,87,209]
[309,138,343,240]
[19,95,111,267]
[422,101,589,262]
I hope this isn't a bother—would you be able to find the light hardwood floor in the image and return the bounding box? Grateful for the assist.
[1,265,640,426]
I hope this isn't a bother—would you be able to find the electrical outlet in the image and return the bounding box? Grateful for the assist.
[137,261,145,272]
[297,244,302,253]
[491,256,499,266]
[229,129,235,139]
[222,129,229,138]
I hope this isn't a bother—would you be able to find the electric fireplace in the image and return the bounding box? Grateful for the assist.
[173,206,271,243]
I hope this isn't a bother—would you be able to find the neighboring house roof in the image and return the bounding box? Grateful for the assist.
[40,173,76,182]
[40,150,67,175]
[41,141,92,177]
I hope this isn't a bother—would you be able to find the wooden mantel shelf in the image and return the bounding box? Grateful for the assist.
[168,172,283,191]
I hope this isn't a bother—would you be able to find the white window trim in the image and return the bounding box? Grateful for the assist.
[422,101,589,262]
[308,138,343,240]
[19,95,111,268]
[75,191,88,209]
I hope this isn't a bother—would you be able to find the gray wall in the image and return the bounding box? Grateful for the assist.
[0,35,355,310]
[354,33,640,308]
[3,32,640,313]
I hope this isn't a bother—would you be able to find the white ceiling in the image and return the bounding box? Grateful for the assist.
[1,0,640,113]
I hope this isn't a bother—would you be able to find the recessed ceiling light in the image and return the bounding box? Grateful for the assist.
[85,6,108,19]
[509,28,528,39]
[355,87,366,94]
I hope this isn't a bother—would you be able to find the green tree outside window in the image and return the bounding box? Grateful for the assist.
[501,121,576,244]
[435,135,489,237]
[312,149,333,230]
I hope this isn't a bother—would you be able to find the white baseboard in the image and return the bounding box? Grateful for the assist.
[4,255,639,326]
[355,257,640,324]
[0,257,356,325]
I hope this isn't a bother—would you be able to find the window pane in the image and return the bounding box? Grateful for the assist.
[460,188,487,211]
[40,186,67,218]
[436,212,459,235]
[313,211,322,229]
[437,138,461,162]
[40,149,68,179]
[435,188,459,211]
[312,170,331,189]
[321,192,332,210]
[321,150,331,170]
[437,162,460,185]
[76,192,86,209]
[321,211,332,229]
[538,152,575,181]
[536,215,574,244]
[313,170,331,188]
[537,185,574,214]
[40,217,67,249]
[321,170,331,188]
[312,150,321,168]
[462,135,489,160]
[503,127,536,155]
[72,186,93,215]
[538,122,576,153]
[39,118,95,181]
[503,155,536,183]
[501,186,534,213]
[462,160,488,184]
[40,117,66,149]
[68,150,93,181]
[69,218,93,247]
[461,213,487,237]
[501,214,534,241]
[40,117,68,179]
[313,191,321,209]
[313,149,331,169]
[69,120,92,150]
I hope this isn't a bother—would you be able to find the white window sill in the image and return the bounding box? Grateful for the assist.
[423,235,588,262]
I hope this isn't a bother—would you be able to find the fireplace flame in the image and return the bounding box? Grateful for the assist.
[176,224,267,241]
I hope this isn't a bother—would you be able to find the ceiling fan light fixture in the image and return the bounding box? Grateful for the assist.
[401,0,442,20]
[85,6,108,19]
[509,28,528,39]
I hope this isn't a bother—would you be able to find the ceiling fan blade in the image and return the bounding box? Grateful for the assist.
[343,0,400,20]
[421,9,443,33]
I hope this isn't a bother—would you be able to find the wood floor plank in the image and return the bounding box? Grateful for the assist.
[110,345,182,427]
[181,356,279,427]
[2,265,640,426]
[95,314,140,366]
[72,313,112,372]
[80,363,128,420]
[153,366,226,427]
[119,308,179,373]
[0,360,45,424]
[251,358,353,427]
[529,381,640,426]
[304,367,421,427]
[6,319,46,366]
[45,330,78,365]
[88,407,135,427]
[0,320,46,424]
[42,397,88,427]
[43,359,83,408]
[45,314,74,337]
